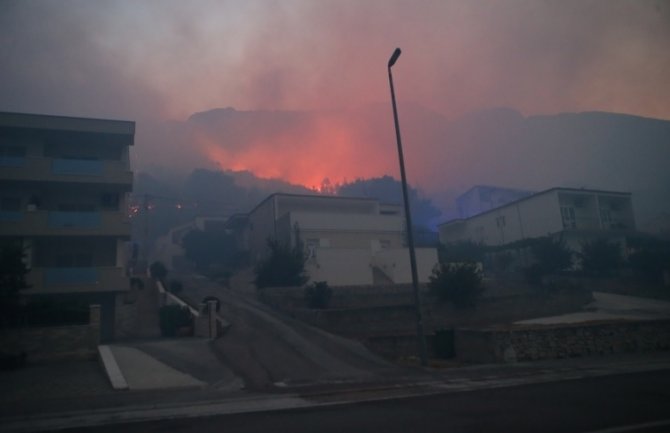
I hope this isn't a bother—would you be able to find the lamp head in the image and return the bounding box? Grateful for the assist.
[388,48,401,68]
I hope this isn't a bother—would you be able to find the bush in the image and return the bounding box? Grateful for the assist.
[168,280,183,294]
[304,281,332,309]
[149,261,168,282]
[429,262,483,308]
[579,238,622,276]
[158,305,193,337]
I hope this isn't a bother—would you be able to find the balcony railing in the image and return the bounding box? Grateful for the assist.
[44,267,99,285]
[0,156,25,167]
[0,156,132,185]
[48,211,101,229]
[52,158,104,176]
[0,210,130,236]
[0,211,22,222]
[27,267,129,293]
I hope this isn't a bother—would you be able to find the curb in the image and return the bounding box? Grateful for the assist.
[98,345,129,391]
[2,357,670,433]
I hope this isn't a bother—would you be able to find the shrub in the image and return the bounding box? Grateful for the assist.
[149,261,168,282]
[429,262,483,308]
[579,238,622,276]
[304,281,332,309]
[168,280,183,294]
[158,305,193,337]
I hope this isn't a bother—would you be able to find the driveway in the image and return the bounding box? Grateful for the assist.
[172,272,400,390]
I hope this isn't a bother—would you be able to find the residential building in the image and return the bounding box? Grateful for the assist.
[0,112,135,340]
[236,193,438,286]
[455,185,535,219]
[439,187,636,253]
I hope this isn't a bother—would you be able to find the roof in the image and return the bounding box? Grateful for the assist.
[438,187,632,228]
[247,192,385,217]
[0,111,135,144]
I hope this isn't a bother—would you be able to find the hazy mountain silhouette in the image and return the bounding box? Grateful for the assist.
[141,105,670,226]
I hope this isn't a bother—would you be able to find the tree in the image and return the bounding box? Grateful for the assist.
[0,245,30,328]
[254,239,308,289]
[530,237,573,274]
[579,238,622,276]
[336,176,441,228]
[149,261,168,282]
[524,236,573,284]
[182,228,240,270]
[428,262,483,308]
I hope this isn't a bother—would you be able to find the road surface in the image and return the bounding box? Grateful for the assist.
[60,370,670,433]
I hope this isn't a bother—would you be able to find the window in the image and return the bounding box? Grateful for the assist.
[600,207,612,228]
[496,216,506,228]
[0,145,26,166]
[561,206,576,229]
[101,193,119,209]
[1,197,21,211]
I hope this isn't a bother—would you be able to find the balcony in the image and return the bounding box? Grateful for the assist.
[26,267,129,294]
[0,156,132,186]
[0,210,130,237]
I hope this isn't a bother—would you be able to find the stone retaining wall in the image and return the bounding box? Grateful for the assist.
[0,305,101,363]
[455,319,670,363]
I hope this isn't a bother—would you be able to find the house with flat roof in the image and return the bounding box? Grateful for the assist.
[0,111,135,340]
[439,187,636,253]
[234,193,438,286]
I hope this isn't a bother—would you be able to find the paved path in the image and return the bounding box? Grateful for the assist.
[173,272,400,390]
[517,291,670,325]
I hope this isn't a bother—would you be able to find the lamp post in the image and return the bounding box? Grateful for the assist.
[388,48,428,366]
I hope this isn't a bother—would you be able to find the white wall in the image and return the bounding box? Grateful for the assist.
[305,249,374,286]
[372,248,439,284]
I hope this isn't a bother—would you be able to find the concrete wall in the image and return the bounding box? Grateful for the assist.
[455,319,670,363]
[0,305,101,363]
[306,249,374,286]
[372,248,438,284]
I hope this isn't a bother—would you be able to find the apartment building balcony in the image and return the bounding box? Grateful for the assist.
[0,210,130,237]
[26,266,129,294]
[562,216,635,231]
[0,156,132,186]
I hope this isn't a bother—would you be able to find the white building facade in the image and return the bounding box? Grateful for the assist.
[439,187,636,252]
[241,193,438,286]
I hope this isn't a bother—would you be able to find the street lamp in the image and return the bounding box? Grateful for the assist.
[387,48,428,366]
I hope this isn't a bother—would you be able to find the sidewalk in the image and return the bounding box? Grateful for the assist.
[1,351,669,432]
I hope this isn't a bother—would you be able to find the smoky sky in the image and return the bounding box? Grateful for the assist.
[1,0,669,218]
[2,0,669,120]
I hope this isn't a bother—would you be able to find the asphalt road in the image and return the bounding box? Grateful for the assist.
[62,370,670,433]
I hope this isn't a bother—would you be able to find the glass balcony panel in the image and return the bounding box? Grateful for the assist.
[44,267,99,285]
[0,156,25,167]
[0,211,22,221]
[52,158,103,176]
[48,211,101,228]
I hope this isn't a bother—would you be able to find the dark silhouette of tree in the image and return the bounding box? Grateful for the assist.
[429,262,483,308]
[254,240,308,289]
[149,261,168,282]
[336,176,441,228]
[0,245,30,328]
[182,229,240,270]
[579,238,622,276]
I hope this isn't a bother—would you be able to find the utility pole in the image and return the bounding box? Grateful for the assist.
[388,48,429,366]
